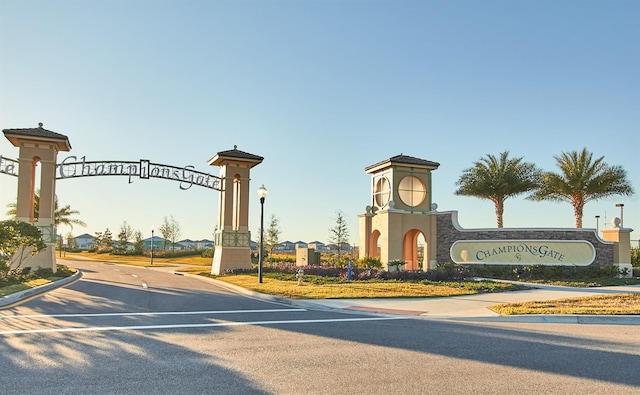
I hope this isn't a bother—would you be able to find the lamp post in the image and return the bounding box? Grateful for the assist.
[258,184,268,283]
[615,203,624,227]
[150,227,155,265]
[595,215,600,233]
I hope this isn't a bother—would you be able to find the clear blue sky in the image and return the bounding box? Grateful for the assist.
[1,0,638,245]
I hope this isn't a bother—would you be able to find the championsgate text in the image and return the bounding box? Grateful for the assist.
[475,243,566,262]
[57,156,221,190]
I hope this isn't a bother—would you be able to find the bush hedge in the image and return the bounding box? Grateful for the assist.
[221,261,633,283]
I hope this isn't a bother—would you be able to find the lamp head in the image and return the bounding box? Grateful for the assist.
[258,184,268,200]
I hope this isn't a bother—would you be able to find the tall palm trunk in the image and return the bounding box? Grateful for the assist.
[493,198,504,228]
[574,203,584,228]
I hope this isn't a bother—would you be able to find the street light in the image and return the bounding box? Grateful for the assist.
[595,215,600,233]
[258,184,267,283]
[615,203,624,227]
[151,226,155,265]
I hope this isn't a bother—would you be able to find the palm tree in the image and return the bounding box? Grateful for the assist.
[528,148,634,228]
[455,151,540,228]
[6,191,87,230]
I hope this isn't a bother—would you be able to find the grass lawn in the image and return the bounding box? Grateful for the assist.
[4,252,638,315]
[489,293,640,315]
[203,274,527,299]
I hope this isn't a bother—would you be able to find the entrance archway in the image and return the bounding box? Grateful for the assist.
[2,124,262,274]
[402,229,426,270]
[367,229,381,258]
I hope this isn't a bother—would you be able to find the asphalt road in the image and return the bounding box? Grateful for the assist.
[1,259,639,394]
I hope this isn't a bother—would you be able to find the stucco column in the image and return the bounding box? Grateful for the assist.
[208,146,263,275]
[599,218,633,278]
[3,124,71,272]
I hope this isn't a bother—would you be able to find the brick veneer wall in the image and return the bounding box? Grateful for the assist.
[435,212,614,266]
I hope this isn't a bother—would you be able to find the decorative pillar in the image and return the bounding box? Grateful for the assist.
[208,146,263,275]
[601,217,634,278]
[3,123,72,272]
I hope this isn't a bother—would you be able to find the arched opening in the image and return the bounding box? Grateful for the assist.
[29,156,41,222]
[368,229,381,258]
[232,174,241,230]
[402,229,426,270]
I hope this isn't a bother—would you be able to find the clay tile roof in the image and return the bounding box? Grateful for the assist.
[3,123,72,150]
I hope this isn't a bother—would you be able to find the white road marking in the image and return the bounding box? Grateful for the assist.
[0,309,307,319]
[0,316,406,335]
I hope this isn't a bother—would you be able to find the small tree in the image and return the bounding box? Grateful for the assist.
[329,210,350,265]
[93,228,113,251]
[132,230,144,255]
[159,215,181,250]
[0,220,47,273]
[66,232,78,251]
[265,214,281,263]
[117,221,134,251]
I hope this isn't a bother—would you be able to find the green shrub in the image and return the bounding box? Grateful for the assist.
[631,247,639,268]
[463,264,627,281]
[387,259,406,270]
[148,249,204,258]
[355,256,382,269]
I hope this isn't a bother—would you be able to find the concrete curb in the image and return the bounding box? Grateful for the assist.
[0,270,83,309]
[440,314,640,325]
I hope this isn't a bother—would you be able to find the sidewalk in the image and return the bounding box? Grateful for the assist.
[292,283,640,324]
[196,275,640,325]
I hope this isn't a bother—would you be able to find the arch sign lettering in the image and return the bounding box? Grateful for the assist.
[1,155,221,191]
[450,240,596,266]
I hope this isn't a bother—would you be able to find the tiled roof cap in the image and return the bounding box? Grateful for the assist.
[365,154,440,173]
[3,123,72,151]
[208,145,264,167]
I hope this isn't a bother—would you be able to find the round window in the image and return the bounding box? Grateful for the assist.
[398,176,426,207]
[374,176,390,207]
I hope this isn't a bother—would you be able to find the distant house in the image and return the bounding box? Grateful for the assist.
[143,236,166,250]
[307,241,328,251]
[178,239,214,249]
[275,241,296,252]
[114,240,134,251]
[196,239,214,249]
[74,233,94,250]
[178,239,197,249]
[327,242,352,252]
